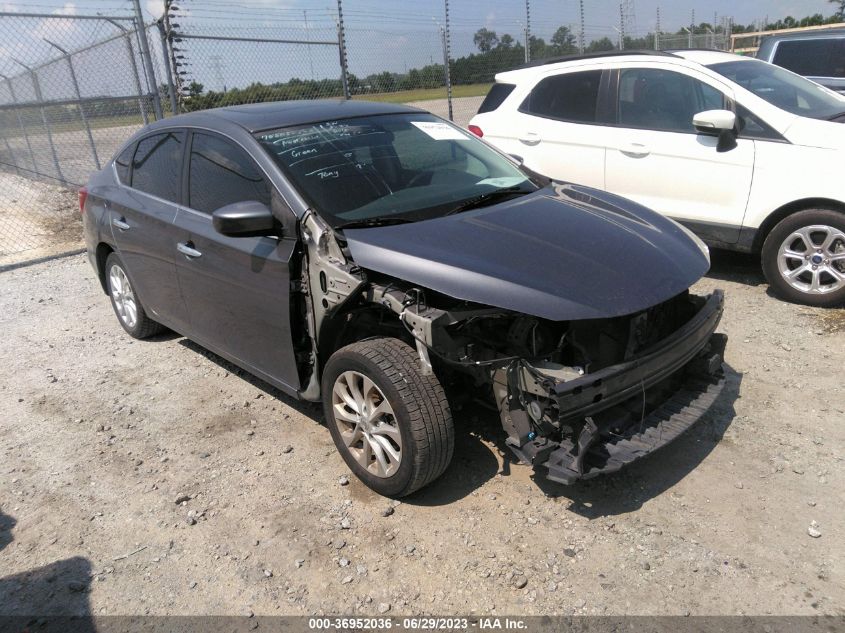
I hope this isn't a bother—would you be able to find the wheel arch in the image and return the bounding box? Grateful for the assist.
[753,198,845,253]
[95,242,114,294]
[317,302,412,369]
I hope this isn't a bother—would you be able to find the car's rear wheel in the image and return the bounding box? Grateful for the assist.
[105,253,165,339]
[762,209,845,307]
[322,337,454,497]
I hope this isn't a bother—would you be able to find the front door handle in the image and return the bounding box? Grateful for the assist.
[619,143,650,158]
[112,217,130,231]
[177,241,202,259]
[519,132,541,146]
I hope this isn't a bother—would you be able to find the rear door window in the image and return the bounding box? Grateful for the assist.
[187,132,271,214]
[773,38,845,78]
[131,131,185,202]
[519,70,603,123]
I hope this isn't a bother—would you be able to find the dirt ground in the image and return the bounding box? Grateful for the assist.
[0,250,843,618]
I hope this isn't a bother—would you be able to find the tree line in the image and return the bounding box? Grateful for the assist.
[177,10,844,112]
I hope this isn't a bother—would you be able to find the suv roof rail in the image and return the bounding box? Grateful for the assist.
[514,49,678,70]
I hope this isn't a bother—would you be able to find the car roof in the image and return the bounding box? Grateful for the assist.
[670,49,747,65]
[759,28,845,41]
[149,99,425,134]
[495,48,745,82]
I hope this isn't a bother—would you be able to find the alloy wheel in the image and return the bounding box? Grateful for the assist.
[109,264,138,329]
[777,225,845,295]
[331,370,402,478]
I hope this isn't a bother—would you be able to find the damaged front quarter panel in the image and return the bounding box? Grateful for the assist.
[360,279,728,485]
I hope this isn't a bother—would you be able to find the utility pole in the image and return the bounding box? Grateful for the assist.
[130,0,163,119]
[525,0,531,62]
[619,2,625,50]
[689,9,694,48]
[578,0,585,54]
[336,0,350,99]
[443,0,452,120]
[655,6,660,50]
[304,10,315,80]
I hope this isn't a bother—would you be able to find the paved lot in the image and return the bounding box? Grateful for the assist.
[1,252,843,616]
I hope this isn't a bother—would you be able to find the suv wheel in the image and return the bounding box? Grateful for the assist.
[762,209,845,307]
[105,253,165,339]
[322,338,454,497]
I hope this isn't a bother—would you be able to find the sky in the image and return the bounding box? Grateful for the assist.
[0,0,837,96]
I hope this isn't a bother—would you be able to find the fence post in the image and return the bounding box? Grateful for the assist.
[156,19,179,115]
[336,0,350,99]
[130,0,163,119]
[12,59,64,183]
[1,74,37,173]
[524,0,531,62]
[106,18,149,125]
[443,0,453,121]
[0,126,21,176]
[44,38,100,170]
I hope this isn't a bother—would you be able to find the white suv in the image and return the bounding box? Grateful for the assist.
[469,50,845,307]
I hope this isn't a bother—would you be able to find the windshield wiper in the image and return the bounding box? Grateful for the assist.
[445,186,532,215]
[333,216,415,231]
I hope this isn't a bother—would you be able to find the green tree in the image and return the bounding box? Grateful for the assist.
[550,26,577,55]
[473,28,499,53]
[498,33,514,49]
[586,37,615,52]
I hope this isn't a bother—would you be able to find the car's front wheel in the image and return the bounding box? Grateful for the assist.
[762,209,845,307]
[322,338,454,497]
[105,252,165,339]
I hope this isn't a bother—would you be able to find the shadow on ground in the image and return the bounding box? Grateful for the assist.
[0,510,95,631]
[705,249,766,287]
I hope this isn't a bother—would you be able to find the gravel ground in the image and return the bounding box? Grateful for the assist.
[1,250,844,618]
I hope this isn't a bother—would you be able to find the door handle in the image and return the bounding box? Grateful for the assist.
[111,217,130,231]
[519,132,541,146]
[619,143,650,158]
[177,241,202,259]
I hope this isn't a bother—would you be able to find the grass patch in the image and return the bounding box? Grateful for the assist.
[353,83,492,104]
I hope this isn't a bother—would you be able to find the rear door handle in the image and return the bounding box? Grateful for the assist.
[519,132,541,146]
[177,241,202,259]
[619,143,650,158]
[112,217,130,231]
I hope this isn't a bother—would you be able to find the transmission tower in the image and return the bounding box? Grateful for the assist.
[210,55,226,92]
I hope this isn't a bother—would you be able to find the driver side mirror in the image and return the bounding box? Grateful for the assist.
[212,201,278,238]
[693,109,738,153]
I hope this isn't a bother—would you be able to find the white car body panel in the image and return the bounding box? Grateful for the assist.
[471,51,845,250]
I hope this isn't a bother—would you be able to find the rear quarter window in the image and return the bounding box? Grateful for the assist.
[114,144,134,184]
[131,131,184,203]
[478,83,516,113]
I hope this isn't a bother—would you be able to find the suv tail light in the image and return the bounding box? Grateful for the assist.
[78,187,88,213]
[468,125,483,138]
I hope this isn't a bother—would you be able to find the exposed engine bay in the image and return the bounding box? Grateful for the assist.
[296,209,726,483]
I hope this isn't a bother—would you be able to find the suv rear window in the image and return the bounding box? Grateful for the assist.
[478,83,515,113]
[519,70,602,123]
[772,38,845,78]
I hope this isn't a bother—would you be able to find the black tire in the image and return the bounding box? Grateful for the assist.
[104,252,165,339]
[321,337,454,497]
[761,209,845,308]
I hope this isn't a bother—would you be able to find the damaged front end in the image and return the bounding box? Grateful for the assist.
[373,283,726,485]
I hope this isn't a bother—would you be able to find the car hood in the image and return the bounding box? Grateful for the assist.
[343,183,710,321]
[783,114,845,147]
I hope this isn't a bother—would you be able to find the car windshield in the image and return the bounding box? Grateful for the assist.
[256,113,536,228]
[708,59,845,120]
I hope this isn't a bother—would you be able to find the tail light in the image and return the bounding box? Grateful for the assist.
[468,124,483,138]
[78,187,88,213]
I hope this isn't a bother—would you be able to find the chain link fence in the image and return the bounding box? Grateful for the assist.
[0,1,757,268]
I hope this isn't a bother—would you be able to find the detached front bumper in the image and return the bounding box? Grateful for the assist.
[497,291,727,484]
